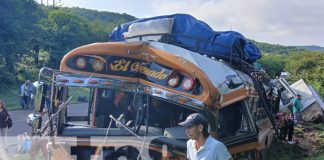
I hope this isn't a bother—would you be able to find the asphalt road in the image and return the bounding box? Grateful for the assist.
[7,109,32,136]
[7,103,88,136]
[3,103,88,158]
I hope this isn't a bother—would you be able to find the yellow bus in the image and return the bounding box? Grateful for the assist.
[28,40,278,159]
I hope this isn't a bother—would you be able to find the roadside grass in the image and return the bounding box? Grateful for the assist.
[1,61,40,110]
[313,123,324,131]
[0,85,90,110]
[305,154,324,160]
[265,141,308,160]
[265,122,324,160]
[0,85,22,110]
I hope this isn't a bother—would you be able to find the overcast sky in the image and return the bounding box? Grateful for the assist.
[43,0,324,46]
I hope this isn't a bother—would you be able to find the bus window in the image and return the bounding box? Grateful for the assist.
[65,87,91,125]
[92,92,196,133]
[218,101,252,139]
[92,89,134,128]
[146,97,195,129]
[246,97,271,125]
[93,89,113,128]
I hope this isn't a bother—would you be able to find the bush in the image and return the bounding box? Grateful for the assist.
[0,69,16,87]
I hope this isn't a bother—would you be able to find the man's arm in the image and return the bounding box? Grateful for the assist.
[186,141,191,160]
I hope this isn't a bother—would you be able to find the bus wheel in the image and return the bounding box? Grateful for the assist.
[114,146,139,160]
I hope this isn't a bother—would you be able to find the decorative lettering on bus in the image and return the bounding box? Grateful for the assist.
[110,59,169,80]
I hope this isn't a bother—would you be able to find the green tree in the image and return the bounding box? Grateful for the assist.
[285,52,324,96]
[0,0,43,84]
[257,54,287,78]
[0,0,138,89]
[38,9,93,68]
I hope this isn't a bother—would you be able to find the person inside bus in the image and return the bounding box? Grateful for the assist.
[148,97,169,128]
[218,102,243,138]
[110,90,133,127]
[94,89,112,128]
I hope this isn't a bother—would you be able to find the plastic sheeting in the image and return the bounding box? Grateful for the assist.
[110,14,261,63]
[290,79,317,112]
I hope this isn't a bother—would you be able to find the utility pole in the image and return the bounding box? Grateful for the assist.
[37,0,60,7]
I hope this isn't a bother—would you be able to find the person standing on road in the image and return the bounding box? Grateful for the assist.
[284,112,295,144]
[179,113,232,160]
[278,112,295,144]
[21,80,34,109]
[0,99,10,150]
[292,94,302,124]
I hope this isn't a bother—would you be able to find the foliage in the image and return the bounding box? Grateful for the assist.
[305,154,324,160]
[285,52,324,96]
[68,87,90,104]
[255,41,324,97]
[64,7,136,41]
[38,9,93,68]
[65,7,136,26]
[0,0,135,89]
[0,69,16,86]
[256,54,286,77]
[0,85,21,109]
[295,45,324,52]
[252,40,305,55]
[265,141,308,160]
[0,0,44,76]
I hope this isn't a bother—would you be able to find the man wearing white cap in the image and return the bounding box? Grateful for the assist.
[179,113,232,160]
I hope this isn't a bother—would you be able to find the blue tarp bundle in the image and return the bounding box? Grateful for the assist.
[110,14,261,63]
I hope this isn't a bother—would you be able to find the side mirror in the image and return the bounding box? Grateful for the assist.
[34,82,48,112]
[225,75,243,89]
[27,113,41,129]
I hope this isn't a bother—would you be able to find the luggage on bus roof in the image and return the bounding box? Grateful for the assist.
[110,14,261,64]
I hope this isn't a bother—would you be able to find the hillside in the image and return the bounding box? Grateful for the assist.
[64,7,136,26]
[251,40,306,55]
[294,45,324,52]
[0,0,137,90]
[254,41,324,97]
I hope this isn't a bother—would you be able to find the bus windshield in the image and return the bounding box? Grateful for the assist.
[63,87,198,137]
